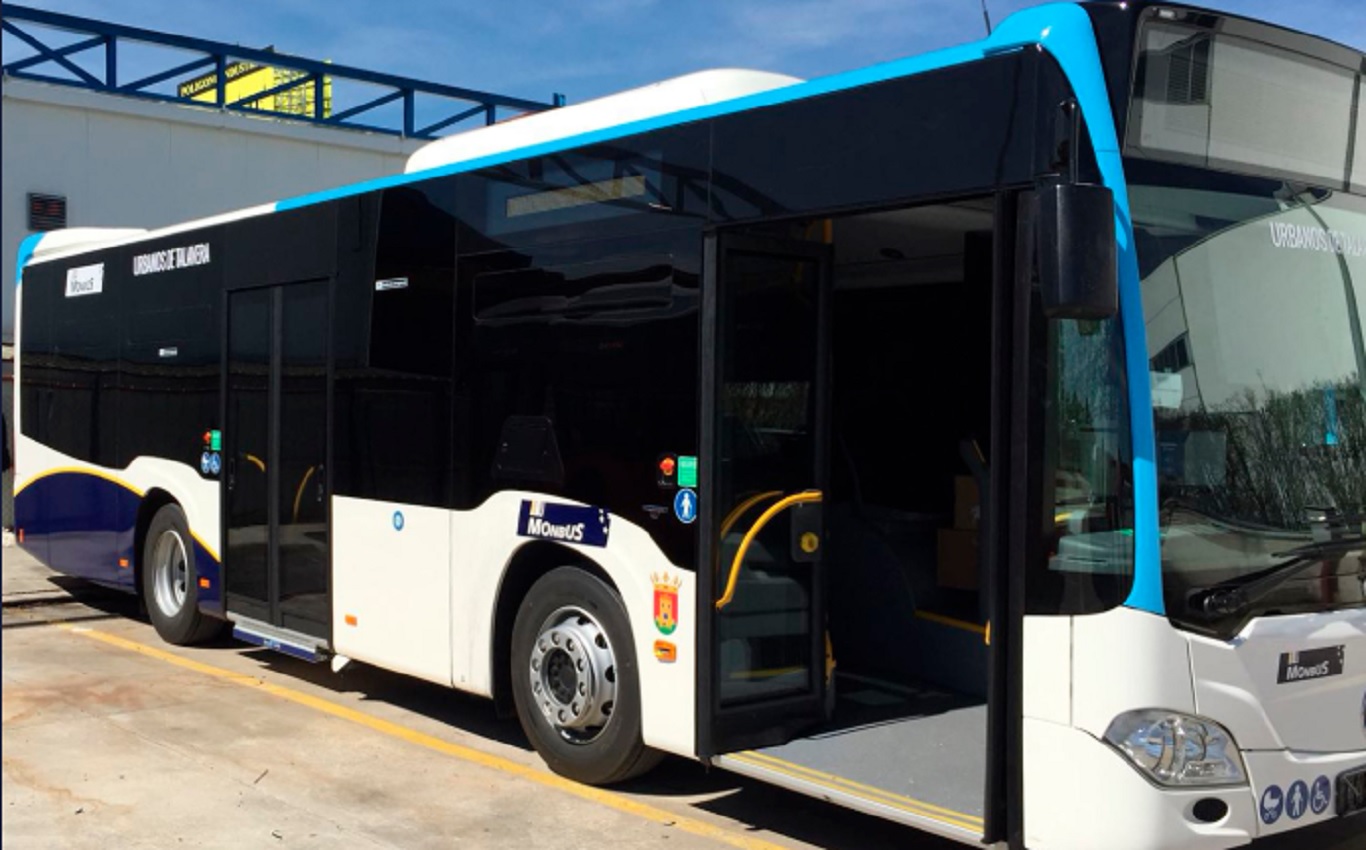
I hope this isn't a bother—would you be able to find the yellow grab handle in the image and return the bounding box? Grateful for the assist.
[716,490,822,611]
[292,465,316,523]
[719,490,783,541]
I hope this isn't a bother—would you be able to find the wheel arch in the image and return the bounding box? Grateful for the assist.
[490,541,620,717]
[133,488,180,608]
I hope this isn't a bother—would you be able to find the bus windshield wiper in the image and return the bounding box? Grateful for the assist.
[1194,535,1364,617]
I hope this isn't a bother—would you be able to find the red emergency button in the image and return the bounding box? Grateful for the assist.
[659,456,676,477]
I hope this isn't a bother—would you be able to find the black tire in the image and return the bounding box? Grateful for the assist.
[511,567,662,785]
[142,503,223,646]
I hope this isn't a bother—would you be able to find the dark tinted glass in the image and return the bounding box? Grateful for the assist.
[461,228,701,565]
[333,180,455,508]
[711,54,1035,221]
[278,282,330,633]
[457,124,710,253]
[19,263,58,443]
[225,287,272,609]
[38,255,121,467]
[117,236,222,473]
[714,246,821,705]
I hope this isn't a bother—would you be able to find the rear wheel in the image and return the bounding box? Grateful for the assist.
[511,567,661,785]
[142,503,223,645]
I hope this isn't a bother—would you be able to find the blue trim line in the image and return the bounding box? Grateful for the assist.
[15,231,45,287]
[293,6,1164,612]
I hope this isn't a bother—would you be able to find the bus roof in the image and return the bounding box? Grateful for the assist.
[404,69,803,175]
[11,2,1142,276]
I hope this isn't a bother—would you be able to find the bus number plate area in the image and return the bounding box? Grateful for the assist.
[1337,766,1366,817]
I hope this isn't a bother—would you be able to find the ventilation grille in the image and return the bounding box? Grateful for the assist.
[28,193,67,231]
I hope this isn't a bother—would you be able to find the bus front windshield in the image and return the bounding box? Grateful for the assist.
[1124,14,1366,636]
[1129,167,1366,635]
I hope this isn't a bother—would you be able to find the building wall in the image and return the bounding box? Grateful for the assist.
[2,77,423,528]
[2,77,424,342]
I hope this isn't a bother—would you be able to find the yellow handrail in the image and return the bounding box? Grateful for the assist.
[719,490,783,541]
[716,490,822,610]
[292,466,316,523]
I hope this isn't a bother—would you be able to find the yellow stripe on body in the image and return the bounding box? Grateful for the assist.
[15,465,146,497]
[63,626,790,850]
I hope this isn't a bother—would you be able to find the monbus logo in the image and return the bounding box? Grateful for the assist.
[1276,645,1344,684]
[64,263,104,298]
[516,500,609,548]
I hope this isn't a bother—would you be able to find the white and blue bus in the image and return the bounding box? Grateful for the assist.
[13,3,1364,848]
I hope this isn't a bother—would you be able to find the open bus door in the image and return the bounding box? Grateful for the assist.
[693,198,1029,845]
[697,232,834,754]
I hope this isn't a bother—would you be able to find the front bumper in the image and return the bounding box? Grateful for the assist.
[1024,719,1365,849]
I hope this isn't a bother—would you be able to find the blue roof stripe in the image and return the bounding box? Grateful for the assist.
[14,232,47,289]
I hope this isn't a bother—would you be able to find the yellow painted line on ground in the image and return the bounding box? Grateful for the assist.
[60,625,787,850]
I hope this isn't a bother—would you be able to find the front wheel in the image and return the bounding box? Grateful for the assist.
[142,503,223,646]
[511,567,661,785]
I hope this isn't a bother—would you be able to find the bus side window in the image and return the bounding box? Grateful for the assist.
[332,181,456,509]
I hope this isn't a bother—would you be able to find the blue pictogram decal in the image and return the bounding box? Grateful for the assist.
[1286,779,1309,820]
[673,488,697,524]
[1260,784,1284,825]
[1310,775,1331,816]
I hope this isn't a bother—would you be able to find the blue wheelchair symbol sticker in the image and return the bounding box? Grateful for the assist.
[200,451,212,475]
[673,488,697,524]
[1310,775,1331,816]
[1260,784,1284,824]
[393,510,405,531]
[1286,779,1309,820]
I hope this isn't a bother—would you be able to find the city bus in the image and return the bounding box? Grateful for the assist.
[12,3,1365,848]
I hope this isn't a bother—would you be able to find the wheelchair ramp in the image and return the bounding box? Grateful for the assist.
[715,675,986,844]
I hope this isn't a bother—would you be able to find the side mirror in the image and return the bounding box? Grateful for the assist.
[1037,183,1118,320]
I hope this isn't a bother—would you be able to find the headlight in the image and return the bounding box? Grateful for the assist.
[1103,709,1246,787]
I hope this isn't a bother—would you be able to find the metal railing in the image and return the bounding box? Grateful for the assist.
[2,4,564,139]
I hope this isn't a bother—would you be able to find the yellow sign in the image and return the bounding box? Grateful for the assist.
[178,60,332,118]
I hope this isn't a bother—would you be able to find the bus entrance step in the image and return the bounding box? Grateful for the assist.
[230,616,329,663]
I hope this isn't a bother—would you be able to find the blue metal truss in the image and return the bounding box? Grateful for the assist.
[1,4,564,139]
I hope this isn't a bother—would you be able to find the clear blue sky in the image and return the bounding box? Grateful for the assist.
[13,0,1366,106]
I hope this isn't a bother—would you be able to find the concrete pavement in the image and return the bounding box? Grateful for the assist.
[1,543,949,850]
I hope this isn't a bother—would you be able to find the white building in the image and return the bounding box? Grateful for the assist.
[2,76,425,343]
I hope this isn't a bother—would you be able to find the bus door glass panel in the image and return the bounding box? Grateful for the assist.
[225,281,330,633]
[709,236,830,744]
[226,288,272,617]
[278,282,329,634]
